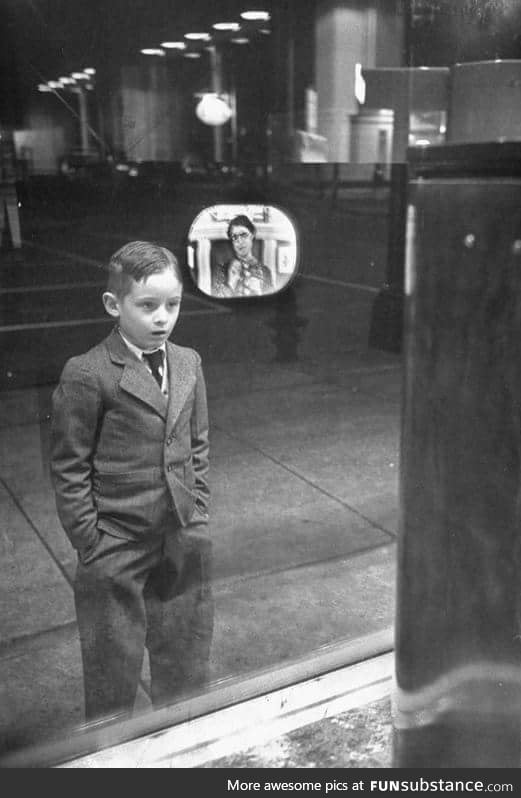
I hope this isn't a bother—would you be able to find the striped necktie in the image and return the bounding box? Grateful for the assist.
[143,349,164,388]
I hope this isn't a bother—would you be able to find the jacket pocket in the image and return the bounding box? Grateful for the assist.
[93,468,170,535]
[78,529,103,565]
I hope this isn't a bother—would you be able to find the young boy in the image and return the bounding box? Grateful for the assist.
[50,240,212,723]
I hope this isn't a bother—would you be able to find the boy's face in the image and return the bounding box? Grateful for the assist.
[103,267,182,351]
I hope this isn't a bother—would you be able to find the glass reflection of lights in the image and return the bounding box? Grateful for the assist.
[195,94,233,125]
[355,62,366,104]
[240,11,271,22]
[213,22,240,31]
[185,32,211,41]
[37,68,94,93]
[161,41,186,49]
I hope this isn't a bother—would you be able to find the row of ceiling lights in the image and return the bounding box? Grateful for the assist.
[140,9,271,59]
[38,68,96,93]
[37,10,271,91]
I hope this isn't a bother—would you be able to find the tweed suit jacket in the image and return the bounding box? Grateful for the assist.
[50,327,209,557]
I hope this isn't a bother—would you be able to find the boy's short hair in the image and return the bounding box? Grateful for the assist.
[107,240,183,297]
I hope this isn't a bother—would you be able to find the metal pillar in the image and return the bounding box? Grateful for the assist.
[77,88,89,155]
[394,142,521,768]
[209,46,225,164]
[367,84,409,353]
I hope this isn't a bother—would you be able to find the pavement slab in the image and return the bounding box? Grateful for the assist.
[210,544,396,680]
[0,483,74,643]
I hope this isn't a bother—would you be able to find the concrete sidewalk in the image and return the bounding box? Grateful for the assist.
[0,348,400,766]
[0,179,398,766]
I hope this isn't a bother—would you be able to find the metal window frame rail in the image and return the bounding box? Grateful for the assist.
[0,627,393,768]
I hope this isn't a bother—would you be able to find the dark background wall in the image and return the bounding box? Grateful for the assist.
[410,0,521,65]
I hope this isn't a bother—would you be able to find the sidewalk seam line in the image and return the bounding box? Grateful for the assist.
[0,476,152,700]
[212,424,397,540]
[0,476,74,588]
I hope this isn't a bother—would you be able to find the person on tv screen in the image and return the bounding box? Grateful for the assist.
[212,214,272,298]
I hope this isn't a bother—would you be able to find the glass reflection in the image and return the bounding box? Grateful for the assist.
[0,0,408,767]
[0,168,398,765]
[186,205,298,298]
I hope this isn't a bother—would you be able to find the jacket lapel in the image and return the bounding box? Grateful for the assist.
[106,328,168,420]
[165,343,195,430]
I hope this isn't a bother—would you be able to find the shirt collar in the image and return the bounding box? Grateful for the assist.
[118,329,166,362]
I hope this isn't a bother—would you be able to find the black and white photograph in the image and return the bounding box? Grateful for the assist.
[187,203,298,297]
[2,0,521,778]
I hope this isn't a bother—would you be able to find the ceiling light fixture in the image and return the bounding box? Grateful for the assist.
[240,11,271,22]
[195,93,233,125]
[184,32,211,41]
[161,41,186,49]
[140,48,166,56]
[212,22,240,31]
